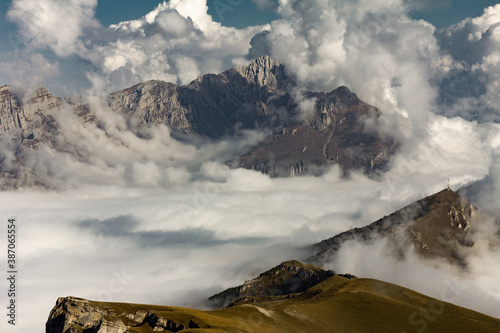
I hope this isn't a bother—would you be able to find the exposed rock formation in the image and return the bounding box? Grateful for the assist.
[107,54,395,176]
[108,54,290,139]
[0,85,61,138]
[46,296,204,333]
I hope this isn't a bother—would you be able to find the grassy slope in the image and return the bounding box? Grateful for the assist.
[87,276,500,333]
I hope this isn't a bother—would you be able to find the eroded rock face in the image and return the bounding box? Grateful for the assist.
[448,198,475,232]
[108,55,395,176]
[0,86,61,135]
[108,80,193,133]
[46,297,116,333]
[46,296,198,333]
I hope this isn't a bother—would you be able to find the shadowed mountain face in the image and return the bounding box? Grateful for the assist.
[237,87,396,176]
[310,188,499,267]
[0,55,396,187]
[46,261,500,333]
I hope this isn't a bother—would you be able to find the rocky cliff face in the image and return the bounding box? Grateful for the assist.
[310,189,489,267]
[107,54,395,176]
[0,85,91,188]
[108,54,290,139]
[0,85,61,137]
[46,296,203,333]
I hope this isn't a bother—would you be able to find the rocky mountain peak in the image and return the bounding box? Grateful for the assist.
[235,54,286,89]
[1,56,397,188]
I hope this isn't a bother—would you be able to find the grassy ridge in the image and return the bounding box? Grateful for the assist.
[58,276,500,333]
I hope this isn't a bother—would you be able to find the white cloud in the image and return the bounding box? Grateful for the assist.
[7,0,99,56]
[436,4,500,122]
[84,1,268,93]
[4,0,268,95]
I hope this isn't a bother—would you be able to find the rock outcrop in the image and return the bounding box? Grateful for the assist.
[208,260,338,309]
[0,85,61,137]
[108,54,290,139]
[46,296,205,333]
[107,54,395,176]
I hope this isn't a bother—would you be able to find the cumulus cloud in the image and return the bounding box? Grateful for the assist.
[436,4,500,122]
[0,53,60,92]
[252,0,445,136]
[91,0,267,90]
[4,0,268,95]
[7,0,99,56]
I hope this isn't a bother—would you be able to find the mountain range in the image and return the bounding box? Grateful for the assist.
[0,55,395,187]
